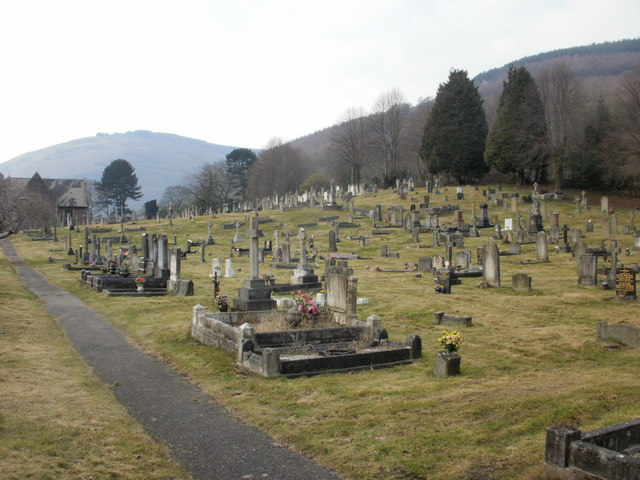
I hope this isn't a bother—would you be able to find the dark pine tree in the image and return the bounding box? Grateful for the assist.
[421,69,488,183]
[225,148,257,200]
[484,66,547,183]
[97,159,143,215]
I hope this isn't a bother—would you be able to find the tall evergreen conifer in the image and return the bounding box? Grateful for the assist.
[420,69,488,183]
[484,66,546,183]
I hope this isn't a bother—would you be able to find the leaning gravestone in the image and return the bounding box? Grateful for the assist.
[482,238,501,287]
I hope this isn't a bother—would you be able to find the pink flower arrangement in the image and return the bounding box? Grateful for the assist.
[292,290,319,317]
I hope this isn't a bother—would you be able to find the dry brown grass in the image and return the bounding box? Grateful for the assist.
[9,184,640,480]
[0,250,190,480]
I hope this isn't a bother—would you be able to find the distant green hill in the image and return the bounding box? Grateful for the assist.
[0,130,243,205]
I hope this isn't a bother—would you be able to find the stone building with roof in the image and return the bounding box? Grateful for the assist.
[11,172,90,227]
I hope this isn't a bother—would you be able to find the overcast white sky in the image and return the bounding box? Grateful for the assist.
[0,0,638,162]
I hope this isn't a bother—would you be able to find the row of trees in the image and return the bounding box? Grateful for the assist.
[157,61,640,216]
[420,63,640,192]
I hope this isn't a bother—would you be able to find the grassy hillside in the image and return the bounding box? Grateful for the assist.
[10,183,640,479]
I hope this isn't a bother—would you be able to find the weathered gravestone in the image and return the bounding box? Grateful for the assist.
[325,258,358,325]
[418,256,433,273]
[537,231,549,262]
[512,273,532,292]
[455,251,471,270]
[482,238,501,287]
[577,253,598,286]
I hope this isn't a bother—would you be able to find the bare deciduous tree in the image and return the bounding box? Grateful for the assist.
[371,88,410,178]
[247,139,310,199]
[161,185,193,212]
[616,66,640,157]
[185,161,231,213]
[537,62,584,191]
[330,107,367,185]
[403,98,433,181]
[0,175,35,238]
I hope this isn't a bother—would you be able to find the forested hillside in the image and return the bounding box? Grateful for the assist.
[269,38,640,196]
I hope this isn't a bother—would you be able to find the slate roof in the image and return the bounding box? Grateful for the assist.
[10,173,89,208]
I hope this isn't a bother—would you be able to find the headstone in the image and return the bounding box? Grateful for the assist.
[573,236,587,260]
[615,267,637,301]
[482,238,501,287]
[225,258,235,278]
[602,215,611,238]
[551,211,560,229]
[512,273,532,292]
[509,243,521,255]
[577,253,597,286]
[233,222,243,243]
[455,251,471,269]
[168,247,182,291]
[434,269,452,294]
[536,231,549,262]
[571,229,582,244]
[529,213,543,234]
[157,235,170,278]
[559,225,572,253]
[325,259,358,325]
[206,221,215,245]
[610,214,618,235]
[418,256,433,273]
[586,220,594,233]
[209,258,222,279]
[601,196,609,213]
[479,204,490,227]
[281,242,291,264]
[328,229,337,253]
[291,227,318,285]
[504,218,513,231]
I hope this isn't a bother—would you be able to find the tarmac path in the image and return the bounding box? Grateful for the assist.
[3,239,342,480]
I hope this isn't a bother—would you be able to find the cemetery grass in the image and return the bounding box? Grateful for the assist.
[0,250,191,479]
[12,185,640,480]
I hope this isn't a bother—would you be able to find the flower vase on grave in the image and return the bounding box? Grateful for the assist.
[434,330,462,376]
[137,284,144,292]
[285,307,304,327]
[434,351,461,377]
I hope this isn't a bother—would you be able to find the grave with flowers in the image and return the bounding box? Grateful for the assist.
[192,256,422,377]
